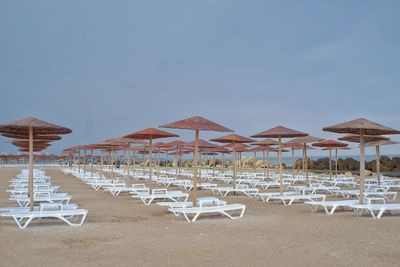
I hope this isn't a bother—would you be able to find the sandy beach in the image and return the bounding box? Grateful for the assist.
[1,167,399,267]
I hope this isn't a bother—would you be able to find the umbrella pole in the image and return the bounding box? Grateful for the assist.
[304,144,309,186]
[359,130,366,204]
[90,149,93,176]
[221,153,224,172]
[175,149,178,177]
[157,150,160,175]
[278,137,283,195]
[127,146,131,178]
[100,153,104,178]
[328,148,332,180]
[84,149,87,175]
[132,149,136,174]
[212,151,216,177]
[28,127,34,211]
[262,150,266,178]
[254,152,257,172]
[192,130,199,204]
[199,150,202,181]
[335,148,338,178]
[78,149,81,173]
[233,144,237,188]
[149,139,153,188]
[109,150,112,178]
[267,151,270,180]
[292,147,295,179]
[376,145,381,186]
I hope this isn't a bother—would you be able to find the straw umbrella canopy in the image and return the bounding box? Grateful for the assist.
[15,142,51,150]
[251,138,278,146]
[19,147,47,152]
[312,140,348,180]
[160,116,233,203]
[251,126,308,194]
[210,134,254,188]
[365,139,399,185]
[0,117,72,210]
[338,134,389,143]
[286,136,324,185]
[123,128,178,186]
[322,146,351,177]
[323,118,400,204]
[1,133,62,140]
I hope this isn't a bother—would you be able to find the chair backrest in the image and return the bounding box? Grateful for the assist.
[152,189,167,195]
[40,203,63,211]
[34,191,50,198]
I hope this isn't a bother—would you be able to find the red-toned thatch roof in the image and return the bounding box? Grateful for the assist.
[365,139,399,147]
[252,126,308,139]
[338,134,389,143]
[288,136,324,144]
[0,117,72,135]
[323,118,400,135]
[210,134,254,144]
[312,140,348,148]
[160,116,233,132]
[184,139,219,148]
[250,138,278,146]
[1,133,62,140]
[124,128,178,140]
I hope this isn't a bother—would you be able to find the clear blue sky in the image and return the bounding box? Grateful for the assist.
[0,1,399,156]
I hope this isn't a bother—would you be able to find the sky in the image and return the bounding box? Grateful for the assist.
[0,1,399,157]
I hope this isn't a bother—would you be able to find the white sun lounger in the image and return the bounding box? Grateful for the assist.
[10,193,71,207]
[0,204,88,229]
[0,204,78,213]
[349,203,400,219]
[305,200,361,215]
[169,203,246,222]
[211,186,259,197]
[157,197,227,209]
[269,194,326,205]
[251,192,298,202]
[132,189,189,205]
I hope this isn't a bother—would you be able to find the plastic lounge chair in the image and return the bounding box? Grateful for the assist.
[169,203,246,222]
[349,203,400,219]
[304,200,361,215]
[0,204,88,229]
[132,189,189,205]
[269,194,326,205]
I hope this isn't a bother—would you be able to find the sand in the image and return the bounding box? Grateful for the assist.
[1,167,400,267]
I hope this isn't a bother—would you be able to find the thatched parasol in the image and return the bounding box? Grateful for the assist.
[0,117,72,210]
[312,140,348,180]
[365,139,399,185]
[2,133,62,140]
[123,128,178,187]
[160,116,233,203]
[287,136,324,185]
[323,118,400,204]
[251,126,308,194]
[211,134,254,188]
